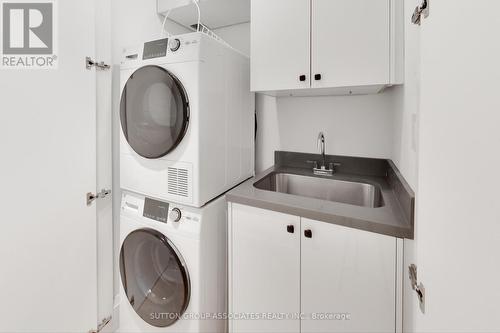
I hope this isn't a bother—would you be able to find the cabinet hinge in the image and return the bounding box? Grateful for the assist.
[86,57,110,70]
[88,316,111,333]
[408,264,425,313]
[412,0,429,25]
[87,189,112,206]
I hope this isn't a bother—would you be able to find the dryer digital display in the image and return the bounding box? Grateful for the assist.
[143,198,169,223]
[143,38,168,60]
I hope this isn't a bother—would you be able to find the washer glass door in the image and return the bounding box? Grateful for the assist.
[120,228,190,327]
[120,65,189,159]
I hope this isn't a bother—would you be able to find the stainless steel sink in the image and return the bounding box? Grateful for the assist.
[254,173,384,208]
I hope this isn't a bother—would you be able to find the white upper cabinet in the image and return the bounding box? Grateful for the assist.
[251,0,403,96]
[251,0,311,92]
[311,0,390,89]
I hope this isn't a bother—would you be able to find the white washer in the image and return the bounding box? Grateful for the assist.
[119,32,254,207]
[118,191,227,333]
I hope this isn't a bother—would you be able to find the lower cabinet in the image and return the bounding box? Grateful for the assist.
[229,204,301,333]
[229,203,401,333]
[301,219,397,333]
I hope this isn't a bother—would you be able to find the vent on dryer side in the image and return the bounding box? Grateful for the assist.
[168,167,189,198]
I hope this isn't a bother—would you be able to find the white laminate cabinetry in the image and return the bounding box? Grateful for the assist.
[250,0,403,96]
[229,204,401,333]
[229,204,301,333]
[250,0,310,92]
[300,218,397,333]
[311,0,390,89]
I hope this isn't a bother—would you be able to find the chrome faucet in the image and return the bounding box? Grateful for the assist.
[317,132,327,168]
[308,132,338,176]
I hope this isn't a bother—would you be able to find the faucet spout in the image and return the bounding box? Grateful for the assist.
[310,132,339,176]
[317,132,326,167]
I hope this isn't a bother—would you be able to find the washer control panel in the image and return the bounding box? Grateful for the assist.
[137,195,202,227]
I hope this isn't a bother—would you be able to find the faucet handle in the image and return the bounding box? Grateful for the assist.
[307,160,319,169]
[329,162,341,171]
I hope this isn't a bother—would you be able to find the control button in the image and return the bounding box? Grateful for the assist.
[169,39,181,52]
[169,208,182,222]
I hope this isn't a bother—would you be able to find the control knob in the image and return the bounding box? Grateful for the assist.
[169,208,182,222]
[169,38,181,52]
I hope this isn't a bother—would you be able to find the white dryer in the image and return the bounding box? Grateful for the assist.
[119,32,254,207]
[118,191,227,333]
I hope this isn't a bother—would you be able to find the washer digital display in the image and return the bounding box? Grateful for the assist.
[143,198,169,223]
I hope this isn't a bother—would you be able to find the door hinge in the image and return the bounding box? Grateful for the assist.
[87,189,112,206]
[86,57,110,70]
[412,0,429,25]
[88,316,112,333]
[409,264,425,313]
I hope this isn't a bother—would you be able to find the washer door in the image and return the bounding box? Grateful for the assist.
[120,228,190,327]
[120,65,189,159]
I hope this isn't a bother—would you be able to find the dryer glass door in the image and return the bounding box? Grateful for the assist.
[120,228,190,327]
[120,65,189,159]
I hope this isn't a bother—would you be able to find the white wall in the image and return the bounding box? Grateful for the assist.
[389,1,422,331]
[276,94,395,159]
[390,0,420,190]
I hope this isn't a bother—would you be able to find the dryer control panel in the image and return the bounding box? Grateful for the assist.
[142,38,168,60]
[120,32,205,67]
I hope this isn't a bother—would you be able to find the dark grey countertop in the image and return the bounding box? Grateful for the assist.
[226,151,415,239]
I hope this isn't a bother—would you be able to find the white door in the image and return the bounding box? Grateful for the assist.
[415,1,500,332]
[300,219,396,333]
[0,1,101,332]
[229,204,301,333]
[251,0,310,92]
[311,0,390,88]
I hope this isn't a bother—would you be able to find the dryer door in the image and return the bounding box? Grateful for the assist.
[120,65,189,159]
[120,228,190,327]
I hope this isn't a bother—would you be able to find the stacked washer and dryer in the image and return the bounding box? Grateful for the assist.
[118,32,254,333]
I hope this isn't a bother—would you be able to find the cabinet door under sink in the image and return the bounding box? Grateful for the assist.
[229,204,301,333]
[300,218,397,333]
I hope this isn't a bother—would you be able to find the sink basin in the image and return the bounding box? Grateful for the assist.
[254,173,384,208]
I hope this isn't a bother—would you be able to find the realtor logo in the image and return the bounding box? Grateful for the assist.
[1,0,57,69]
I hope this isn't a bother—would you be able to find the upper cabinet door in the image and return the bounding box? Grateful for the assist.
[300,219,396,333]
[311,0,390,88]
[251,0,310,92]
